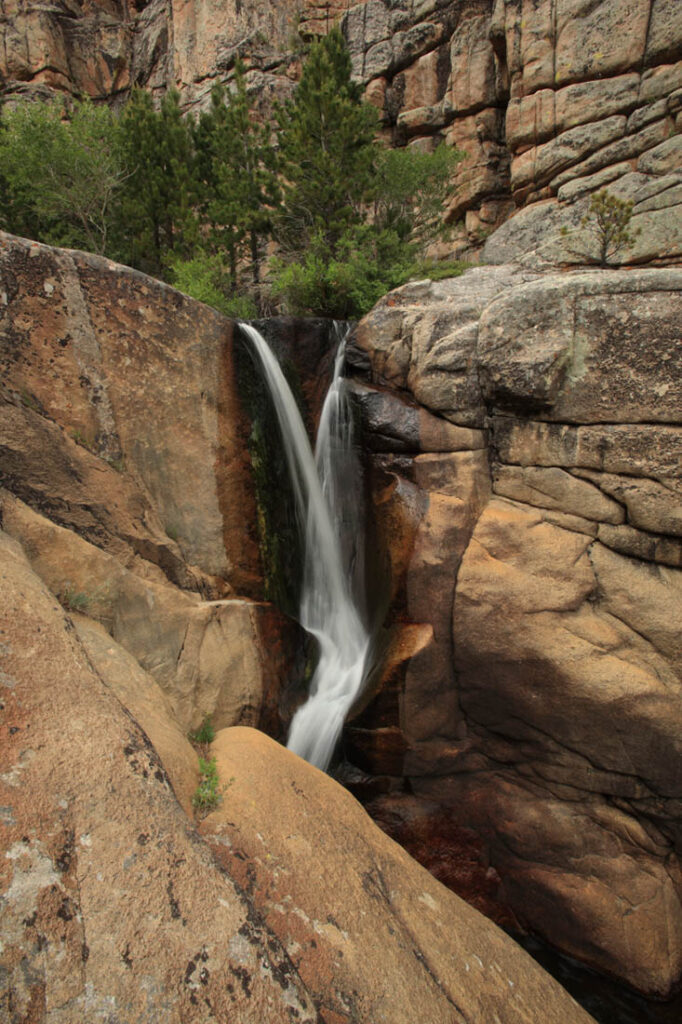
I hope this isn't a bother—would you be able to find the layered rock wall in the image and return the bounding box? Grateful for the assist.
[349,263,682,997]
[2,1,680,252]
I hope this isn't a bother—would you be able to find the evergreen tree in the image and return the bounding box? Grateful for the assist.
[193,61,279,299]
[274,27,377,256]
[272,27,460,318]
[117,89,198,274]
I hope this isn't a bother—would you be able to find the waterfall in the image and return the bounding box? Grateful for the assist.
[239,323,370,772]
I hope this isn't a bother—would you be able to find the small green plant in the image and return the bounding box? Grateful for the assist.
[59,587,90,613]
[165,524,180,542]
[562,189,641,267]
[189,717,215,746]
[412,258,471,282]
[192,756,231,814]
[70,428,96,452]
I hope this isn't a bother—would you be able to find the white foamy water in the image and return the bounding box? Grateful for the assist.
[240,323,369,771]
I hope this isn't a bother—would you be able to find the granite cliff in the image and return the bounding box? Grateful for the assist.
[347,261,682,999]
[1,0,680,255]
[1,0,681,1017]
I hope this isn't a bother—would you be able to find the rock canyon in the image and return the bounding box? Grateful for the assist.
[1,1,681,1021]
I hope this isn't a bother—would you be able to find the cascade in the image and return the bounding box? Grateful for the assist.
[239,323,370,771]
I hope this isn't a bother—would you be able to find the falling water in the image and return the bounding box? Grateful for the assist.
[239,323,370,772]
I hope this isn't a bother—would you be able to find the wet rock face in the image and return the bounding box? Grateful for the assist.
[349,263,682,997]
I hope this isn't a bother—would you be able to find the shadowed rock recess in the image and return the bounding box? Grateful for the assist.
[0,235,600,1021]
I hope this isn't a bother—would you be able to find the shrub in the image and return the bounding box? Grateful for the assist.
[562,189,641,267]
[59,587,90,613]
[189,717,215,746]
[170,251,258,318]
[192,756,231,813]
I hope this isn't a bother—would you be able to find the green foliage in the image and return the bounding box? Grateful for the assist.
[271,226,409,319]
[562,189,641,267]
[372,143,462,248]
[170,250,258,318]
[272,28,459,317]
[19,388,40,411]
[0,32,461,318]
[70,428,96,452]
[0,98,123,253]
[194,61,279,301]
[275,28,377,257]
[411,257,471,281]
[579,189,640,266]
[192,756,231,813]
[116,89,198,274]
[189,717,215,746]
[59,587,90,613]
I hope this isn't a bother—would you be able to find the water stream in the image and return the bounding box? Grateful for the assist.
[239,323,370,771]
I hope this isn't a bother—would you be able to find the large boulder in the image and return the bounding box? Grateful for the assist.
[0,530,319,1024]
[0,530,597,1024]
[0,232,260,593]
[202,726,597,1024]
[350,261,682,997]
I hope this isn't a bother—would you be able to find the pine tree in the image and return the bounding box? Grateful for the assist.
[274,27,377,257]
[271,27,460,318]
[194,60,279,298]
[117,89,198,274]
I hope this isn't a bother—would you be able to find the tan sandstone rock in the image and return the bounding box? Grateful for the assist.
[0,533,598,1023]
[202,726,598,1024]
[0,493,287,735]
[0,232,261,593]
[0,530,320,1024]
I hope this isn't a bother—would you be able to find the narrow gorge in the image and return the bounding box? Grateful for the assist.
[1,2,681,1022]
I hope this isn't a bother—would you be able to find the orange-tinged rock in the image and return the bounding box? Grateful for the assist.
[0,531,320,1023]
[202,726,597,1024]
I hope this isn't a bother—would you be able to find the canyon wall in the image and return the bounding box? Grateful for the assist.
[0,231,604,1023]
[347,261,682,998]
[0,230,296,736]
[2,526,598,1023]
[2,1,680,253]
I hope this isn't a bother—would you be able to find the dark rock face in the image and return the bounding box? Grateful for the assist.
[348,263,682,998]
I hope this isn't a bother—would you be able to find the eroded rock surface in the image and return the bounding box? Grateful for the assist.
[0,533,598,1023]
[349,262,682,997]
[202,726,598,1024]
[0,232,303,740]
